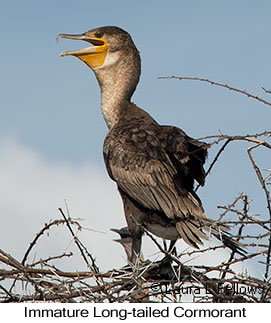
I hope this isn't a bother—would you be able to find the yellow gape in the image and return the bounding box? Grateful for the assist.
[75,38,108,69]
[57,32,108,69]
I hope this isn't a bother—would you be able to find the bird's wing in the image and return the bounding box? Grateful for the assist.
[103,122,206,220]
[157,126,208,187]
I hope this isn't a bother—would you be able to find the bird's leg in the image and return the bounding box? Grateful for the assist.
[118,189,145,266]
[163,239,177,254]
[160,239,177,264]
[168,239,177,255]
[163,240,168,251]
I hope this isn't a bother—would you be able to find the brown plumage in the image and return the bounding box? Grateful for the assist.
[58,26,244,263]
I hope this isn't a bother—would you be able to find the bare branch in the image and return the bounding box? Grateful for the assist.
[262,87,271,94]
[158,76,271,107]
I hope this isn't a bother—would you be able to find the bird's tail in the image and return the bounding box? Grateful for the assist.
[176,218,246,256]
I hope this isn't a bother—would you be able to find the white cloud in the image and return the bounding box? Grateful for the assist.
[0,139,126,270]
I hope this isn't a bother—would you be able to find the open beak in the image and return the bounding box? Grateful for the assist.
[57,32,108,69]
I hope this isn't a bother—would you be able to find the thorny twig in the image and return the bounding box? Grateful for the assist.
[158,76,271,107]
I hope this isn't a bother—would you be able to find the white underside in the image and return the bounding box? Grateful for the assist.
[145,223,179,240]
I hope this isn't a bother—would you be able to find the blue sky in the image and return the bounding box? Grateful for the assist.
[0,1,270,272]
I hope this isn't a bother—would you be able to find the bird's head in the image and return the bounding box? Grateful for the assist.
[57,26,139,70]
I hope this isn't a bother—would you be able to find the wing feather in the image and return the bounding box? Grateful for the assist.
[103,121,207,221]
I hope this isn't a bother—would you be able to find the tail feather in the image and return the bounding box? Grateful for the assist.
[182,221,205,245]
[204,221,246,256]
[187,219,210,241]
[213,231,246,256]
[176,222,200,249]
[177,218,246,256]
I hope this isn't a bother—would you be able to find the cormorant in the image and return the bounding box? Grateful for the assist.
[57,26,243,263]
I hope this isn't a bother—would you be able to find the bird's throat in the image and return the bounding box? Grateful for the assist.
[94,68,132,129]
[92,49,140,129]
[101,91,126,129]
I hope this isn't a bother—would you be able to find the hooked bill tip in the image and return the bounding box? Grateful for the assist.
[56,34,64,43]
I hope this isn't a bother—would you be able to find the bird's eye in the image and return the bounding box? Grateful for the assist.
[95,31,104,38]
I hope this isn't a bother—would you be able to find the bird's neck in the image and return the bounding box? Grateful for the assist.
[93,50,141,129]
[101,93,124,130]
[97,68,130,129]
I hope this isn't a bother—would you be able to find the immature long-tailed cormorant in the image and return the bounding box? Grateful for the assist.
[57,26,243,263]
